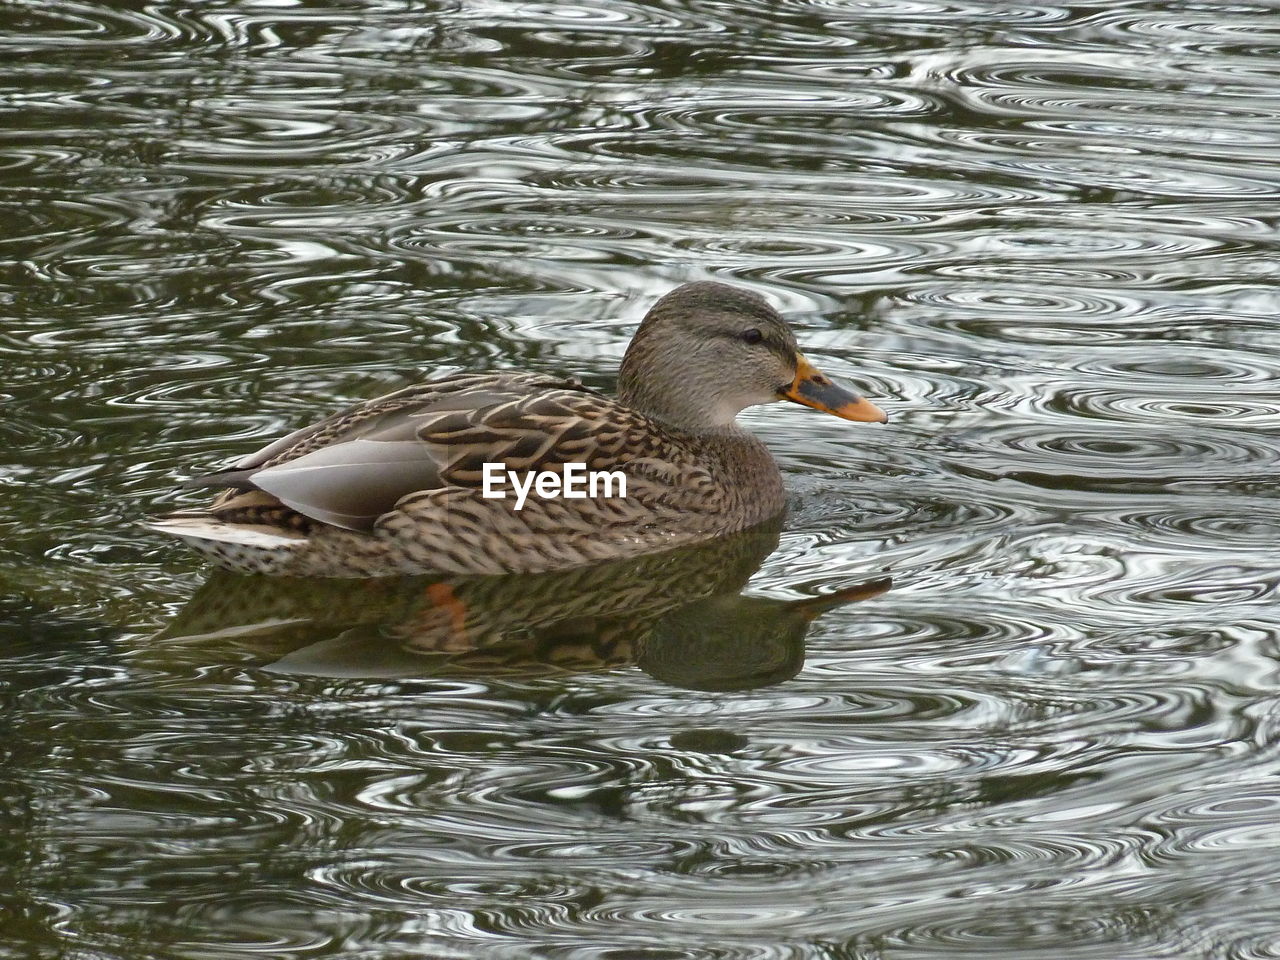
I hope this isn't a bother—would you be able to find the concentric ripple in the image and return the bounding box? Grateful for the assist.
[6,0,1280,957]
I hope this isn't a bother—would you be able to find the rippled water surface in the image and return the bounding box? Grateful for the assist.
[4,0,1280,957]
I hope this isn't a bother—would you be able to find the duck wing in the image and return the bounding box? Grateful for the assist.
[187,371,699,533]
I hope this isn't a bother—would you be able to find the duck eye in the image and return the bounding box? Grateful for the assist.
[740,328,764,345]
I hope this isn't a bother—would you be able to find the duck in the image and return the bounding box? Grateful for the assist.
[146,280,887,577]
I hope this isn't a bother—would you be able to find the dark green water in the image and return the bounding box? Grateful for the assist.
[4,1,1280,957]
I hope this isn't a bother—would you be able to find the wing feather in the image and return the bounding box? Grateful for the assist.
[190,372,713,533]
[250,439,445,531]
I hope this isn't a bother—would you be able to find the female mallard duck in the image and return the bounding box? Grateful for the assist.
[147,281,887,577]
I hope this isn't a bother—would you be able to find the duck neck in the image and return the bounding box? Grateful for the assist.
[708,429,787,523]
[619,354,747,435]
[623,392,747,436]
[620,368,787,522]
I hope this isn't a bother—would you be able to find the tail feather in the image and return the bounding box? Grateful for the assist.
[143,514,307,550]
[179,469,259,491]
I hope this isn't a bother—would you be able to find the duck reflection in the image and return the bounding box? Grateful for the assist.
[152,519,890,691]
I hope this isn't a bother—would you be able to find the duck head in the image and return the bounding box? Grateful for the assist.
[618,281,887,432]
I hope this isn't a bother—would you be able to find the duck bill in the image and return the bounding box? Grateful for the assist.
[780,355,888,423]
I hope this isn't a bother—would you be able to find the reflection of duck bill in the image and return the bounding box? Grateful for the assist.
[638,575,893,692]
[787,577,893,621]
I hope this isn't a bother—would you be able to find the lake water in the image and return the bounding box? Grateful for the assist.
[3,1,1280,957]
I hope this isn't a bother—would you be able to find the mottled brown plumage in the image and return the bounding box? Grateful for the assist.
[145,281,886,577]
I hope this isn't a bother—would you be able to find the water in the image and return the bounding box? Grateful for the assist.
[3,0,1280,956]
